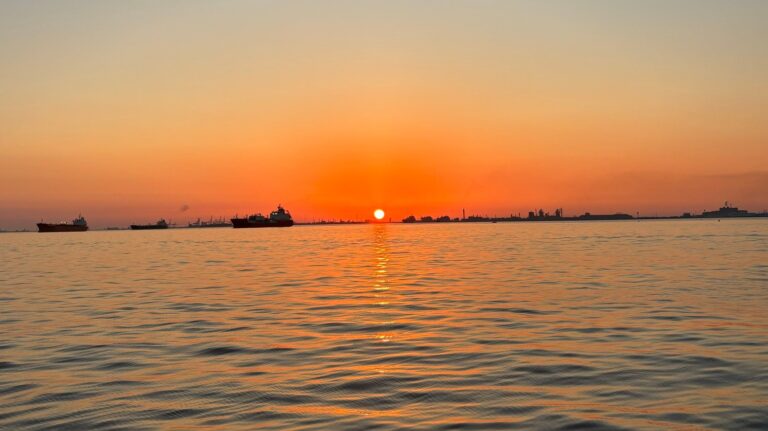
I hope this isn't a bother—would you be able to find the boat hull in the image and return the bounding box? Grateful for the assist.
[231,218,294,228]
[37,223,88,233]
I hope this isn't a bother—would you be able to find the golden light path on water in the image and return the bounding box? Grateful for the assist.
[0,220,767,430]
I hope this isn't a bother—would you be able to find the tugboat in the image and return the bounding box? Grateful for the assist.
[37,215,89,232]
[130,219,169,230]
[231,205,294,228]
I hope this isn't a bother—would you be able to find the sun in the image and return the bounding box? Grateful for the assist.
[373,209,385,220]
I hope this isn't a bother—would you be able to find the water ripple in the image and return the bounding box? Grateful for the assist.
[1,221,767,430]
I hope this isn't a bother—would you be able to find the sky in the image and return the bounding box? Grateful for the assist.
[1,0,767,228]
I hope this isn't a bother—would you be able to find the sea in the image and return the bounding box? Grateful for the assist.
[1,220,767,430]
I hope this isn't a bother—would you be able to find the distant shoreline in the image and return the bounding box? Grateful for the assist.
[402,202,767,225]
[2,215,767,233]
[400,213,768,225]
[3,202,766,232]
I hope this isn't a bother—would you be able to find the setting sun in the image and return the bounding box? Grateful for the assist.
[374,209,385,220]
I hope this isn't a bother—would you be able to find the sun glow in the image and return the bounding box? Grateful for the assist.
[374,209,385,220]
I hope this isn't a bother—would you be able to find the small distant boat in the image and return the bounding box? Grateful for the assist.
[130,219,169,230]
[188,217,232,228]
[231,205,294,228]
[37,215,88,233]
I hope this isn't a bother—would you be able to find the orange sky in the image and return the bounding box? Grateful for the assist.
[1,1,767,228]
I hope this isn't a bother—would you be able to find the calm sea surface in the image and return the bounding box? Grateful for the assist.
[1,220,767,430]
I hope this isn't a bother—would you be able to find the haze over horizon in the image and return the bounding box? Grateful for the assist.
[2,0,767,229]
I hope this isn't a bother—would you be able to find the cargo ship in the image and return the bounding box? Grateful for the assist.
[702,202,750,218]
[130,219,169,230]
[37,215,89,232]
[188,217,232,228]
[231,205,294,228]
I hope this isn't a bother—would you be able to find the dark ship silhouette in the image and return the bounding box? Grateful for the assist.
[702,202,750,218]
[130,219,169,230]
[188,217,231,228]
[231,205,294,228]
[37,215,88,232]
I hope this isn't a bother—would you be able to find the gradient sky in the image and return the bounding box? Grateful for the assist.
[1,0,767,228]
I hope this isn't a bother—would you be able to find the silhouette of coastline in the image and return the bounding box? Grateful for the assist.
[7,201,767,232]
[402,202,767,224]
[297,219,367,225]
